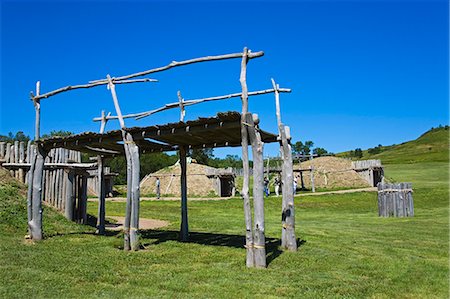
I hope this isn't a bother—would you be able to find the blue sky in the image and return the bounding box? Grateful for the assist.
[1,0,448,158]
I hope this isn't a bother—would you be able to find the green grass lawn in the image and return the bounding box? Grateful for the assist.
[1,162,448,298]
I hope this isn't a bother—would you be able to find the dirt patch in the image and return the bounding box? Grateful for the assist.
[105,216,169,231]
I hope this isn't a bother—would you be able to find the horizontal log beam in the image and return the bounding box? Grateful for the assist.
[93,87,292,122]
[89,50,264,85]
[31,78,158,101]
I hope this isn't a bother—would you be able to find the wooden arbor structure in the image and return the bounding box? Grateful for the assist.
[26,48,297,268]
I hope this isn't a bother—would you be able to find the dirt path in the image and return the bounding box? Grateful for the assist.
[88,196,230,202]
[297,187,377,196]
[105,216,169,231]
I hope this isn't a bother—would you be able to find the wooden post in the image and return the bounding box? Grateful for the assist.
[309,153,315,192]
[246,113,266,268]
[177,91,185,122]
[0,142,5,159]
[26,145,36,234]
[65,170,75,221]
[29,144,46,240]
[78,174,88,224]
[14,141,19,179]
[272,78,297,251]
[96,155,106,234]
[240,47,255,267]
[106,74,140,251]
[34,81,41,141]
[129,139,140,251]
[180,146,189,241]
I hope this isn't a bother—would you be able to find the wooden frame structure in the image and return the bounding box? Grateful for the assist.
[25,47,297,268]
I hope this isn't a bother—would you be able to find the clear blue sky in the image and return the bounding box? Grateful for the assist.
[1,0,448,158]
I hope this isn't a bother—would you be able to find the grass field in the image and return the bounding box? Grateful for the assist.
[0,160,448,298]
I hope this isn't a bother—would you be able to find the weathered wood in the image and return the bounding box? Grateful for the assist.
[9,144,15,176]
[34,81,41,140]
[29,145,46,240]
[240,47,255,267]
[90,51,265,84]
[246,113,266,268]
[177,91,185,121]
[310,154,315,193]
[377,183,414,217]
[19,141,25,182]
[96,156,106,234]
[26,145,36,233]
[129,139,141,251]
[0,142,5,159]
[279,124,297,251]
[95,87,291,122]
[180,146,189,241]
[65,170,75,221]
[14,141,19,179]
[31,78,157,101]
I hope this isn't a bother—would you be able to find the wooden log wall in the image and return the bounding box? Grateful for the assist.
[377,183,414,217]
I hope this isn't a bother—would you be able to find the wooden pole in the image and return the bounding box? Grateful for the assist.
[279,125,297,251]
[180,146,189,241]
[129,138,141,251]
[0,142,5,159]
[26,145,36,235]
[106,74,139,251]
[239,47,255,267]
[65,170,75,221]
[310,153,315,193]
[177,91,185,122]
[29,144,46,240]
[34,81,41,140]
[96,156,106,234]
[246,113,266,268]
[272,78,297,251]
[14,141,19,179]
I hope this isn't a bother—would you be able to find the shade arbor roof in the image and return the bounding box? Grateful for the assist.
[38,112,278,156]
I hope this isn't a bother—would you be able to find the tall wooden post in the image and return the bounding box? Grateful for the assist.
[272,79,297,251]
[180,146,189,241]
[239,47,255,267]
[26,145,36,234]
[29,144,46,240]
[34,81,41,141]
[129,138,141,251]
[106,75,140,251]
[65,170,75,221]
[246,113,266,268]
[310,153,315,192]
[96,156,106,234]
[177,91,185,122]
[19,142,25,182]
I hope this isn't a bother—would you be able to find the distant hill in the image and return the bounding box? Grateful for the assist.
[337,126,449,164]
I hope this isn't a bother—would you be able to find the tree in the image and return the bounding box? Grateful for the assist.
[189,148,214,165]
[41,130,73,138]
[0,131,31,143]
[313,147,328,156]
[292,140,314,156]
[354,148,363,158]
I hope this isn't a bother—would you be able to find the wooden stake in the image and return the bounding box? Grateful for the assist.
[246,113,266,268]
[129,138,141,251]
[30,144,46,240]
[272,78,297,251]
[239,47,255,267]
[65,170,75,221]
[34,81,41,140]
[26,145,36,234]
[177,91,185,122]
[180,146,189,241]
[96,155,106,234]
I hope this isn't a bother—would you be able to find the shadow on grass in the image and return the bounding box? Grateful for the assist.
[140,229,306,266]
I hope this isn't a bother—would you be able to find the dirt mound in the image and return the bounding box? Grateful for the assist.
[295,156,369,189]
[140,162,218,197]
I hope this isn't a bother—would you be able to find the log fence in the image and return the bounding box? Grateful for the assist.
[377,183,414,217]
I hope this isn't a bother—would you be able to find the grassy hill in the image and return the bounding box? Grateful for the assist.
[337,126,449,164]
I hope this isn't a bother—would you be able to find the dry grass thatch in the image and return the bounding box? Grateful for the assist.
[295,156,370,189]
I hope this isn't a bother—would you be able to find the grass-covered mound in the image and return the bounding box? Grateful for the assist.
[338,126,449,164]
